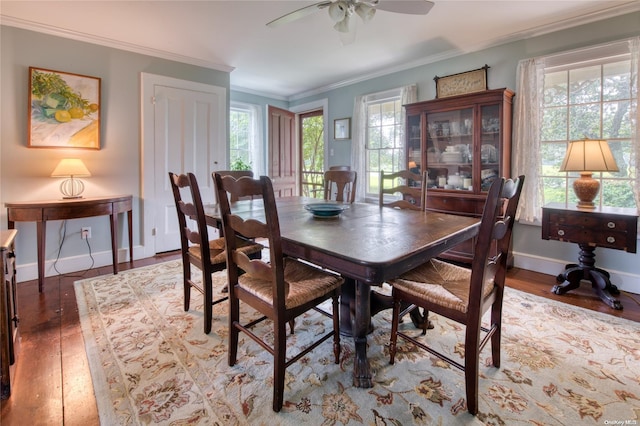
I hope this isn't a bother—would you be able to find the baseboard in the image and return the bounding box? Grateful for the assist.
[512,251,640,295]
[15,247,137,283]
[16,248,640,295]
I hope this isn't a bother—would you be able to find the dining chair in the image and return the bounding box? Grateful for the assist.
[323,170,357,203]
[214,170,254,202]
[168,172,263,334]
[329,165,351,171]
[213,173,344,412]
[379,169,426,210]
[388,175,525,415]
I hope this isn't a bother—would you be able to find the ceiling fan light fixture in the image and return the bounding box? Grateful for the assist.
[355,3,376,22]
[333,14,351,32]
[328,1,347,22]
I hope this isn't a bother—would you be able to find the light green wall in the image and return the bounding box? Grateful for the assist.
[2,11,639,284]
[1,26,230,267]
[285,11,640,281]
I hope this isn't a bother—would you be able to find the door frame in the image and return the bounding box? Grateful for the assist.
[290,99,329,187]
[140,72,227,258]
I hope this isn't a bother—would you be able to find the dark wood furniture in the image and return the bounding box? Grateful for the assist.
[389,176,524,415]
[1,230,18,400]
[5,195,133,292]
[213,170,254,202]
[204,197,480,388]
[323,170,357,203]
[542,202,638,310]
[404,88,514,263]
[379,169,426,210]
[214,174,343,412]
[169,173,262,334]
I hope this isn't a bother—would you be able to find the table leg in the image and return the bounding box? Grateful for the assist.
[552,244,622,310]
[127,209,133,263]
[352,280,373,388]
[110,213,118,274]
[37,221,45,293]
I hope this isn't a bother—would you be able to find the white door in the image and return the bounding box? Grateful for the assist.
[141,74,227,256]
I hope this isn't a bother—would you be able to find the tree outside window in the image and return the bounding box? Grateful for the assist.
[365,96,404,198]
[541,57,636,209]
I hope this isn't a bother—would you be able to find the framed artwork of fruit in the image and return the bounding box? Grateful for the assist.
[28,67,101,149]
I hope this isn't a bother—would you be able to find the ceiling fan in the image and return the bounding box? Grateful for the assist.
[267,0,434,44]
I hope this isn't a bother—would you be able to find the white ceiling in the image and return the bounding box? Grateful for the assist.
[2,1,639,99]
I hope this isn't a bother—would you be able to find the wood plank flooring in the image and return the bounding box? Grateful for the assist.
[2,253,639,425]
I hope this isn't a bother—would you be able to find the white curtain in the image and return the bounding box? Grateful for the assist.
[249,103,264,177]
[351,94,367,201]
[351,84,417,202]
[512,58,545,223]
[630,37,640,213]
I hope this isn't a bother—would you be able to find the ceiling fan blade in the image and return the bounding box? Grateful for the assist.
[266,1,332,27]
[374,0,434,15]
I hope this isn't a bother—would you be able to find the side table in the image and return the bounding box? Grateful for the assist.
[541,203,638,310]
[6,195,133,292]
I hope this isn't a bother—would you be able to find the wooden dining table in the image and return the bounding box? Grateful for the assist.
[205,196,480,388]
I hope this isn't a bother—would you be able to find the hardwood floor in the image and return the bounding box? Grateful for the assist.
[2,253,639,425]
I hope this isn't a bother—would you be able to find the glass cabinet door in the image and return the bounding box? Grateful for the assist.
[425,107,474,191]
[479,104,501,192]
[406,112,422,181]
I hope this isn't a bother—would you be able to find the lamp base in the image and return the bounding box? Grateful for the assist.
[573,172,599,209]
[59,178,85,199]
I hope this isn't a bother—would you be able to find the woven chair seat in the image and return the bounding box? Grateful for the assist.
[390,258,495,314]
[239,257,343,309]
[188,238,263,264]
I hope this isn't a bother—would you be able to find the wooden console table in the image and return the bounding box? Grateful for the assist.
[542,203,638,310]
[5,195,133,292]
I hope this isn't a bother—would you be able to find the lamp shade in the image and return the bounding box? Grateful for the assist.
[559,139,619,173]
[559,139,618,209]
[51,158,91,177]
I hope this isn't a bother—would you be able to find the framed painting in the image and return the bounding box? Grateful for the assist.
[434,65,489,99]
[28,67,101,149]
[334,117,351,140]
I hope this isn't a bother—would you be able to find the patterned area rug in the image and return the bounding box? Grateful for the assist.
[75,260,640,425]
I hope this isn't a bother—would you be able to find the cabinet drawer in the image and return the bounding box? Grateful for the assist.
[548,212,632,232]
[548,224,630,250]
[426,196,480,214]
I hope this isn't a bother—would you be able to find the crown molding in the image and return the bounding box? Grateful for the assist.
[0,15,234,73]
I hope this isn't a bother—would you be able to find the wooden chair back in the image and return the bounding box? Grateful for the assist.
[214,170,254,202]
[379,170,426,210]
[329,165,351,171]
[168,171,226,334]
[214,173,287,308]
[323,170,357,203]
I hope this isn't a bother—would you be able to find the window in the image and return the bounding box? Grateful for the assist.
[229,102,263,174]
[513,38,639,222]
[364,91,404,198]
[541,55,636,208]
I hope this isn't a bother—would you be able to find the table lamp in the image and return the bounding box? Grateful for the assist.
[559,139,618,209]
[51,158,91,199]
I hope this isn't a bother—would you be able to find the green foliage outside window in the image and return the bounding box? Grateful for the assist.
[230,108,252,171]
[541,59,636,209]
[366,98,403,196]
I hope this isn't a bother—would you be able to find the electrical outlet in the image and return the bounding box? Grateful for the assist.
[81,227,92,239]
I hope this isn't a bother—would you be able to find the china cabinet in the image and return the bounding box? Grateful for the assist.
[404,88,514,262]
